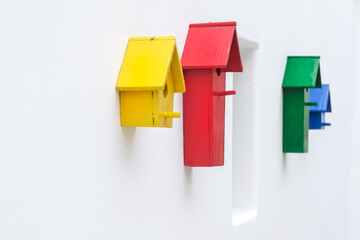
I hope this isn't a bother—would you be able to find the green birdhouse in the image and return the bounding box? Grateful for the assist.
[282,56,322,153]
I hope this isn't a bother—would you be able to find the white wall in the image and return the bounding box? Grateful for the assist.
[350,1,360,239]
[0,0,358,239]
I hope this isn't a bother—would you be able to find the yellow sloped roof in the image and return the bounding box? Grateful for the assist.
[116,36,185,92]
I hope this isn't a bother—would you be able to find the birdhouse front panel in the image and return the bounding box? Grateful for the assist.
[182,21,242,167]
[183,69,227,166]
[309,112,323,129]
[116,36,185,128]
[283,87,310,153]
[120,91,155,127]
[184,70,212,166]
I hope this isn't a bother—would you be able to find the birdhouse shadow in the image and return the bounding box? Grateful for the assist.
[121,126,136,156]
[282,153,287,174]
[184,166,193,195]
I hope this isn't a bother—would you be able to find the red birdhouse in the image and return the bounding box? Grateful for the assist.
[182,21,243,167]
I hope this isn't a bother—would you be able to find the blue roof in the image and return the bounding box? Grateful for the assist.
[309,84,331,112]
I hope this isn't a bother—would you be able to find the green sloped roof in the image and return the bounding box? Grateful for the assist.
[282,56,322,88]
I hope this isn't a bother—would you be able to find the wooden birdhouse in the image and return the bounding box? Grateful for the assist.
[116,36,186,128]
[282,56,322,153]
[181,22,243,167]
[309,84,332,129]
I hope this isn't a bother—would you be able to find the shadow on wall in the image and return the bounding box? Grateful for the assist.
[184,166,193,196]
[121,125,136,163]
[232,36,259,226]
[122,126,136,143]
[118,89,136,149]
[282,153,287,174]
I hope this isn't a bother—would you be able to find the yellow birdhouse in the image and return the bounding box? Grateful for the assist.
[116,36,186,128]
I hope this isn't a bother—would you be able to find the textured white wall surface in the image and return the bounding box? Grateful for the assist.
[0,0,359,239]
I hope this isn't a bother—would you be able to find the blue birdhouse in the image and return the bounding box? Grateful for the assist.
[309,84,332,129]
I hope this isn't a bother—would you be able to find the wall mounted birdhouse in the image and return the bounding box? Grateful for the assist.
[309,84,332,129]
[116,36,185,128]
[282,56,322,153]
[181,22,243,167]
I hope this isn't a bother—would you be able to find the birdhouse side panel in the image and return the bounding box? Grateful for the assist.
[211,70,226,166]
[183,70,213,166]
[158,69,176,128]
[303,88,310,152]
[150,91,161,127]
[283,88,308,153]
[120,91,156,127]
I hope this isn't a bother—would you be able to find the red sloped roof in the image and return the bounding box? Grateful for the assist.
[181,22,243,72]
